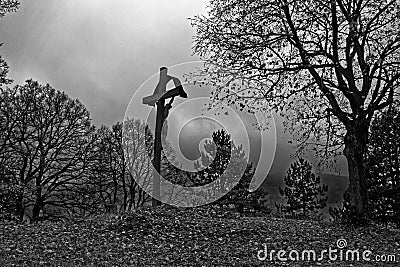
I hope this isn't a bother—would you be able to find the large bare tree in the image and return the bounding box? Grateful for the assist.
[190,0,400,221]
[0,80,94,222]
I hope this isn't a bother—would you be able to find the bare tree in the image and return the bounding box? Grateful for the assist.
[190,0,400,221]
[82,120,153,214]
[111,122,129,212]
[86,125,123,213]
[85,122,133,213]
[123,118,152,209]
[0,80,95,222]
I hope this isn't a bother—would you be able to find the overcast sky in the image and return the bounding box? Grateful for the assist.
[0,0,347,179]
[0,0,208,125]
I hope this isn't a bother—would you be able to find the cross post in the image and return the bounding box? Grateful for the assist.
[142,67,187,207]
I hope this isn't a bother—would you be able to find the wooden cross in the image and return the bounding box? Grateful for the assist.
[143,67,187,207]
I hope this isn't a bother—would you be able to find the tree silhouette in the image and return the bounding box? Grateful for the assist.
[84,124,124,214]
[0,80,95,222]
[190,0,400,222]
[218,163,261,213]
[122,119,153,209]
[192,129,258,210]
[70,119,153,216]
[193,129,234,189]
[279,158,328,218]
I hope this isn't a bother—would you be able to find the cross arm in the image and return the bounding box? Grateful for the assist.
[143,85,187,106]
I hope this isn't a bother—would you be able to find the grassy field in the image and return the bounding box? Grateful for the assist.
[1,207,399,266]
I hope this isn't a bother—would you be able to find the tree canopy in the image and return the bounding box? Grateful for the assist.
[191,0,400,221]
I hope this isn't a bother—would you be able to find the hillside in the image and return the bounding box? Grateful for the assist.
[1,207,398,266]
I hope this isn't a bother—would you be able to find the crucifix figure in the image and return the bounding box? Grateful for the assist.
[143,67,187,207]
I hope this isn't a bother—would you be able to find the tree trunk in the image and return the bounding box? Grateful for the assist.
[343,122,369,222]
[32,200,42,223]
[121,172,128,212]
[32,184,43,223]
[16,192,24,223]
[112,173,118,211]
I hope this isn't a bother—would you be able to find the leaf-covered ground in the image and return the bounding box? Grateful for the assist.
[1,207,399,266]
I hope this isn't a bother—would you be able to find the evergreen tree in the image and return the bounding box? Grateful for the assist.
[279,158,328,218]
[192,129,260,211]
[367,106,400,228]
[217,162,264,213]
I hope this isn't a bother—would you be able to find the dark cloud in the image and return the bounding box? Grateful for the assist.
[0,0,208,126]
